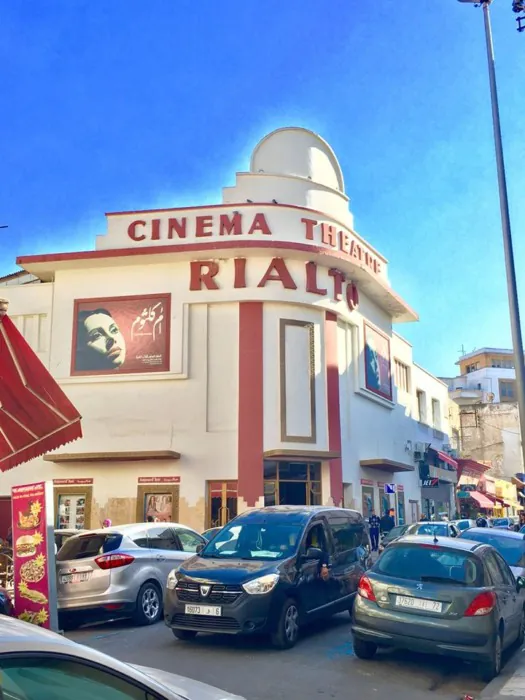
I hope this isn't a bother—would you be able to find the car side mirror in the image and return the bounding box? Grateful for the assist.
[196,543,205,554]
[517,576,525,591]
[305,547,323,561]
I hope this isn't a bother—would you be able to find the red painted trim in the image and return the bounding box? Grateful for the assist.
[70,293,171,377]
[325,311,343,507]
[238,302,264,507]
[363,321,393,401]
[16,241,416,320]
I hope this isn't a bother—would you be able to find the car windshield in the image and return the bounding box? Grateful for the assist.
[200,521,303,560]
[375,544,482,585]
[461,531,525,567]
[492,519,509,527]
[414,523,449,537]
[455,521,471,531]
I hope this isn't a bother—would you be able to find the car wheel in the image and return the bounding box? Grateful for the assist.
[172,628,198,641]
[353,636,377,660]
[133,583,162,626]
[271,598,300,649]
[481,633,503,683]
[59,614,82,632]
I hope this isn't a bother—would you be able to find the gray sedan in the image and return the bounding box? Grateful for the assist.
[0,615,244,699]
[352,535,525,682]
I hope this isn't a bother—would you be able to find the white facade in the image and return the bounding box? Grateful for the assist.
[0,127,456,531]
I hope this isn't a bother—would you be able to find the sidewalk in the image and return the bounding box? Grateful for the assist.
[481,647,525,699]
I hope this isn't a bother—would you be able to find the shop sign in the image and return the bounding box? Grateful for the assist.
[457,491,471,499]
[384,484,396,494]
[377,482,385,488]
[190,259,359,313]
[53,479,93,486]
[422,478,439,488]
[360,479,374,486]
[397,485,404,492]
[11,481,58,631]
[123,210,383,277]
[138,477,181,484]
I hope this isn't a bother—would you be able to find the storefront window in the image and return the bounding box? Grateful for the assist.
[397,492,405,525]
[144,493,173,522]
[263,462,321,507]
[207,481,238,527]
[361,487,374,518]
[57,494,86,530]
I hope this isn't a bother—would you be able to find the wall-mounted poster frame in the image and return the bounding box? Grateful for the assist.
[363,322,392,401]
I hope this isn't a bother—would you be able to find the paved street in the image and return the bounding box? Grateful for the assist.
[68,614,502,700]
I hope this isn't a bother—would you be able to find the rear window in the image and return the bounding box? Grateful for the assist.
[374,544,482,585]
[415,523,449,537]
[57,533,123,561]
[461,531,525,567]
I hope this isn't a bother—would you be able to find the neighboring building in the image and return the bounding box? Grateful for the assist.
[0,126,457,533]
[443,347,518,405]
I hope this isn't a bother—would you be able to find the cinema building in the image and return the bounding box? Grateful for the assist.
[0,127,457,533]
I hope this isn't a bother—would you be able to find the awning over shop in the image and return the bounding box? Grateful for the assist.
[483,493,511,508]
[457,459,491,480]
[359,459,414,473]
[429,449,458,469]
[43,450,180,463]
[0,313,82,472]
[469,491,494,509]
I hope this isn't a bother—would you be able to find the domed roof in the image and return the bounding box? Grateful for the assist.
[250,127,345,193]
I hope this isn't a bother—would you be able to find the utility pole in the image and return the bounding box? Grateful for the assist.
[457,0,525,474]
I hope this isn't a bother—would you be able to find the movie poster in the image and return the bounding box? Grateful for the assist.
[364,323,392,401]
[11,481,57,630]
[71,294,171,376]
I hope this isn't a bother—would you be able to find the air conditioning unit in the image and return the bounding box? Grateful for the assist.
[414,442,427,461]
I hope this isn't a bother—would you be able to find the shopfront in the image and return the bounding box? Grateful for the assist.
[0,126,430,530]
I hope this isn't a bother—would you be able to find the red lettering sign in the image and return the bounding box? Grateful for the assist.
[305,262,327,296]
[360,479,374,486]
[257,258,297,290]
[138,477,181,484]
[189,261,220,290]
[53,479,94,486]
[128,220,147,241]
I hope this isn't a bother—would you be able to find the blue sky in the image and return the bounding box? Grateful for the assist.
[1,0,524,377]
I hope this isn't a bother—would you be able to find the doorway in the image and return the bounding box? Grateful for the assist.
[263,461,321,506]
[207,481,238,528]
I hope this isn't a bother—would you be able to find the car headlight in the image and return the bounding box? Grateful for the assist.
[242,574,279,595]
[166,569,181,590]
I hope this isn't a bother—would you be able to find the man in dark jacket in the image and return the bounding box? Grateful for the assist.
[368,510,381,551]
[380,511,395,533]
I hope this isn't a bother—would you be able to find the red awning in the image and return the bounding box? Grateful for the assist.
[0,314,82,472]
[469,491,494,509]
[457,458,491,480]
[432,449,458,469]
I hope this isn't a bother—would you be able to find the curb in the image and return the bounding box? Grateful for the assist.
[480,647,525,699]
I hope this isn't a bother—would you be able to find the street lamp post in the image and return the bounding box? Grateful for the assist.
[458,0,525,475]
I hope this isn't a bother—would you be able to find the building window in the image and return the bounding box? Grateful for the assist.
[394,359,409,393]
[263,461,321,507]
[416,390,427,423]
[431,399,441,430]
[499,379,516,402]
[466,362,479,373]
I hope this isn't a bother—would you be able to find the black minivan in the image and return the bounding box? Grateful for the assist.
[164,505,371,648]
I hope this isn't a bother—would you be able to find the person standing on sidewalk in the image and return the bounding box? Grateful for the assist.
[368,510,380,552]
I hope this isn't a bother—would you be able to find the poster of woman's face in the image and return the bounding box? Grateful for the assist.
[364,323,392,401]
[145,493,173,522]
[71,294,171,375]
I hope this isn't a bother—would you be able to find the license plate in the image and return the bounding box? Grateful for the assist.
[184,604,221,616]
[60,572,91,585]
[395,595,442,613]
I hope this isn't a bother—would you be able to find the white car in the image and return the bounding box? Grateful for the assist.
[0,615,244,700]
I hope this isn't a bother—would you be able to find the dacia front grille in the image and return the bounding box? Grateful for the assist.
[175,581,243,604]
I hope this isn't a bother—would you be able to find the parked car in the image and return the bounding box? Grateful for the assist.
[56,522,207,629]
[404,521,460,538]
[0,615,245,700]
[55,528,88,554]
[460,527,525,578]
[490,517,517,531]
[352,535,525,681]
[451,519,477,534]
[202,527,222,541]
[165,506,371,649]
[378,524,410,553]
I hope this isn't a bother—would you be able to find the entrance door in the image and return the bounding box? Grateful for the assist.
[207,481,238,528]
[263,461,322,507]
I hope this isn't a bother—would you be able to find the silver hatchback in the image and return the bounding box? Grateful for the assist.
[56,522,206,628]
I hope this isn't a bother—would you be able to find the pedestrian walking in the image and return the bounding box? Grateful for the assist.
[380,510,395,534]
[368,510,380,551]
[475,514,488,528]
[102,518,112,528]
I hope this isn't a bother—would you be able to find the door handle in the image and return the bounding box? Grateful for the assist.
[156,555,166,562]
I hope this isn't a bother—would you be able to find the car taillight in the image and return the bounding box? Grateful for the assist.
[95,553,135,570]
[464,591,496,617]
[358,575,376,602]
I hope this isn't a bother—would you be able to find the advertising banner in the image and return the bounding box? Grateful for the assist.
[364,322,392,401]
[71,294,170,376]
[11,481,58,631]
